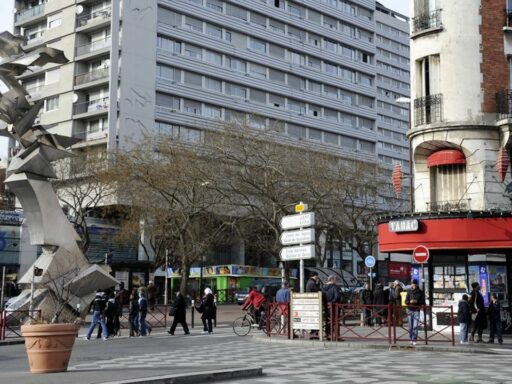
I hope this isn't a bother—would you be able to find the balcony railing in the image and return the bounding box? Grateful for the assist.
[76,37,111,56]
[76,6,112,28]
[496,89,512,119]
[426,199,471,212]
[73,128,108,141]
[73,97,110,115]
[412,9,443,34]
[15,3,45,23]
[74,66,110,86]
[414,93,443,126]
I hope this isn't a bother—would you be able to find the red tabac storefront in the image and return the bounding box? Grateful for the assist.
[378,213,512,307]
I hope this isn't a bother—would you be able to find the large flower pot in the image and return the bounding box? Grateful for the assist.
[21,323,80,374]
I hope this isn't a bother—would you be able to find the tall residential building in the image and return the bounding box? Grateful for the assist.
[10,0,409,283]
[379,0,512,309]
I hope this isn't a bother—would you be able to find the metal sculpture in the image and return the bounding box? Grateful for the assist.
[0,32,117,321]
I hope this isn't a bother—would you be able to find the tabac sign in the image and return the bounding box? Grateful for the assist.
[388,219,419,233]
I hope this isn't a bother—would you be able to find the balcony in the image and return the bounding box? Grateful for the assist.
[426,199,471,212]
[414,94,443,126]
[76,37,111,57]
[411,9,443,35]
[15,3,45,24]
[73,128,108,142]
[73,97,110,115]
[76,6,112,28]
[74,66,110,86]
[496,89,512,119]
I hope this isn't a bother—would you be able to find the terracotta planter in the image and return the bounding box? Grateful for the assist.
[21,323,80,374]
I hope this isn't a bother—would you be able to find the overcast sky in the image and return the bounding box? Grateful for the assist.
[378,0,410,16]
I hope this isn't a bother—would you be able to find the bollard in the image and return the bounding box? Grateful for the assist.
[214,294,217,328]
[191,300,195,329]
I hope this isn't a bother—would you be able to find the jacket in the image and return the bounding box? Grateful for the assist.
[360,289,372,305]
[129,297,139,316]
[323,283,340,304]
[242,289,266,310]
[138,294,148,314]
[305,278,320,293]
[405,287,425,310]
[487,300,502,323]
[202,293,216,319]
[373,285,385,305]
[394,285,403,305]
[276,288,290,303]
[458,300,471,324]
[92,293,107,312]
[469,290,485,314]
[172,293,187,317]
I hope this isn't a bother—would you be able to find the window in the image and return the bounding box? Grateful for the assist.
[324,132,339,145]
[308,10,321,24]
[184,44,202,59]
[324,85,338,98]
[183,99,201,115]
[203,104,221,119]
[226,83,247,98]
[156,93,180,110]
[251,13,267,28]
[288,99,305,114]
[205,77,221,92]
[47,13,62,29]
[158,8,180,26]
[249,115,266,129]
[324,62,337,75]
[184,71,202,87]
[226,4,247,20]
[157,36,181,54]
[206,0,223,12]
[324,39,337,52]
[270,94,284,108]
[308,104,321,117]
[45,95,59,111]
[250,38,266,52]
[323,16,337,30]
[287,26,305,41]
[249,63,266,78]
[287,124,307,139]
[308,128,322,141]
[180,127,201,142]
[308,33,321,47]
[205,24,222,39]
[269,69,285,83]
[287,74,304,90]
[340,136,357,149]
[269,19,285,34]
[288,4,304,18]
[205,50,222,66]
[431,164,466,205]
[324,108,338,122]
[289,51,304,65]
[250,89,266,104]
[269,44,285,59]
[359,140,374,153]
[307,56,321,70]
[308,81,321,93]
[226,57,246,73]
[185,16,202,32]
[45,68,59,84]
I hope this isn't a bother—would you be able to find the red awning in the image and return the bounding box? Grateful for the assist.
[427,149,466,168]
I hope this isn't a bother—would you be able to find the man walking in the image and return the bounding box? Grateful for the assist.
[487,293,503,344]
[323,275,340,338]
[85,290,108,341]
[405,279,424,345]
[469,282,486,343]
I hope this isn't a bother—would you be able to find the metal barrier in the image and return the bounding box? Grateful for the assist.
[331,304,391,343]
[0,310,42,340]
[118,304,168,329]
[393,305,455,346]
[265,302,290,338]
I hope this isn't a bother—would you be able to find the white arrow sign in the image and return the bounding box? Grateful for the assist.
[280,244,315,261]
[280,228,315,246]
[280,212,315,230]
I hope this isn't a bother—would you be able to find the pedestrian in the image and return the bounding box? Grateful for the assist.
[322,275,340,338]
[147,281,156,311]
[487,293,503,344]
[85,289,108,341]
[372,281,385,325]
[138,286,152,336]
[458,294,471,344]
[360,283,372,326]
[105,292,119,337]
[469,282,486,343]
[201,287,215,334]
[405,279,424,345]
[276,281,291,303]
[394,280,404,326]
[305,272,320,293]
[129,288,139,337]
[168,291,190,335]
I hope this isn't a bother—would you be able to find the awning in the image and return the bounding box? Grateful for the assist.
[427,149,466,168]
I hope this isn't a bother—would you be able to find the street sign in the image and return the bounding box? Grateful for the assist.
[280,244,315,261]
[413,245,430,264]
[291,292,322,335]
[364,255,376,268]
[280,228,315,246]
[295,202,308,213]
[280,212,315,230]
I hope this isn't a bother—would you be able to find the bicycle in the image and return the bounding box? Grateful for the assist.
[232,308,266,336]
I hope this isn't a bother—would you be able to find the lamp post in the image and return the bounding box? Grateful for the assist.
[396,97,414,211]
[279,261,285,286]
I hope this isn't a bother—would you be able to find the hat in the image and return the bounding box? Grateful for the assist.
[411,279,418,285]
[204,287,213,295]
[471,282,479,289]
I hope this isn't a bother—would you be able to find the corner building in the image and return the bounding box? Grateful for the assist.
[379,0,512,312]
[10,0,410,284]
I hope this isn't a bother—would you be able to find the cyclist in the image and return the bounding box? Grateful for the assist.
[241,286,266,326]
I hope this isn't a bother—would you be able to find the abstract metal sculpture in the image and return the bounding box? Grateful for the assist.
[0,32,117,321]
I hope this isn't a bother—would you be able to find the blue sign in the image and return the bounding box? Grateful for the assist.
[364,255,376,268]
[412,265,421,286]
[479,266,489,307]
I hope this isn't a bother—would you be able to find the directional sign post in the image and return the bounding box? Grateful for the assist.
[280,244,315,261]
[280,212,315,230]
[280,229,315,246]
[365,256,376,291]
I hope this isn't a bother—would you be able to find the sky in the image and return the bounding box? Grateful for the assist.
[377,0,410,17]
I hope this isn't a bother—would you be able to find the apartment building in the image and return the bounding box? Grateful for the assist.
[10,0,410,282]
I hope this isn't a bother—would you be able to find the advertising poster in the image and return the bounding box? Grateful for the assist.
[411,265,421,285]
[388,262,411,280]
[478,266,489,307]
[488,265,507,294]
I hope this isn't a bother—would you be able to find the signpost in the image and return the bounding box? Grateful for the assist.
[364,255,376,291]
[413,245,430,295]
[279,203,316,293]
[291,292,323,340]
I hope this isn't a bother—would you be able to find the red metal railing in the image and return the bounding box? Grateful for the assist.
[265,302,291,338]
[332,303,392,343]
[0,310,42,340]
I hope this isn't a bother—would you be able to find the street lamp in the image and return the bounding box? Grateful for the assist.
[396,97,414,211]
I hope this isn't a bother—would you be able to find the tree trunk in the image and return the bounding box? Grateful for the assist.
[180,261,189,297]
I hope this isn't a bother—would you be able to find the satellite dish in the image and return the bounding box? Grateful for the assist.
[76,5,84,14]
[72,93,79,103]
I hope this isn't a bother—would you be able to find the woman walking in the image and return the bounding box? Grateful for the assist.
[201,288,216,334]
[167,291,190,335]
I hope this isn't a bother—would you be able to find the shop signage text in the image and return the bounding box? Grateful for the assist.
[388,219,419,233]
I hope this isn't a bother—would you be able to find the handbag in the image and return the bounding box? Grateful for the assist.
[168,304,177,316]
[195,300,204,314]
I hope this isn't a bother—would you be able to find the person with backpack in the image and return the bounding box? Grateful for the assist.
[138,286,152,336]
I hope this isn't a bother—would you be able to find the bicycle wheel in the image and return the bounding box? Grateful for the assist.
[233,316,252,336]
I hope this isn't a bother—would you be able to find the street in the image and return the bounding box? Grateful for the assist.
[2,322,512,384]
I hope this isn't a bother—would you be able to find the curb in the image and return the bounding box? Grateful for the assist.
[98,366,263,384]
[252,335,506,355]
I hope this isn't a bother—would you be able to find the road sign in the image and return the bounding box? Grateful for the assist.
[364,255,376,268]
[295,202,308,213]
[280,244,315,261]
[280,212,315,230]
[413,245,430,264]
[291,292,322,334]
[280,228,315,246]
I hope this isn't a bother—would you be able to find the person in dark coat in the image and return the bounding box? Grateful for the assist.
[168,291,190,335]
[360,283,372,326]
[129,288,139,337]
[201,288,215,334]
[105,292,120,337]
[305,272,320,293]
[458,294,471,344]
[487,293,503,344]
[393,280,404,326]
[372,281,385,325]
[322,275,339,338]
[469,282,486,343]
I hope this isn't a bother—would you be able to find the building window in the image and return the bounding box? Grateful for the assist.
[430,164,466,207]
[250,38,266,53]
[45,96,59,111]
